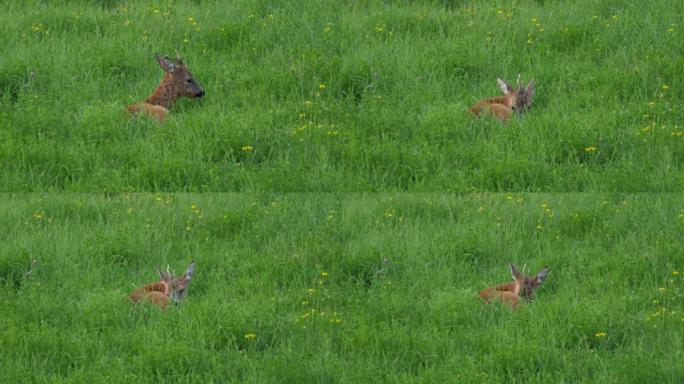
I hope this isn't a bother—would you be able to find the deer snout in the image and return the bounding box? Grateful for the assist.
[196,90,205,98]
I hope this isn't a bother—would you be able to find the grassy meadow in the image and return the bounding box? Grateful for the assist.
[1,0,682,191]
[2,1,683,383]
[1,193,683,382]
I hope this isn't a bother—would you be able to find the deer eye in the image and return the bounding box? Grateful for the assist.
[186,79,193,84]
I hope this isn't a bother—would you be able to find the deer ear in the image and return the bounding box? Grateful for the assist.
[510,263,523,280]
[497,78,514,95]
[525,80,536,96]
[156,53,176,73]
[182,262,195,281]
[536,266,549,284]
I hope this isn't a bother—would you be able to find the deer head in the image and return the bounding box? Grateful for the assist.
[155,52,205,99]
[510,263,549,299]
[497,77,535,113]
[158,262,195,303]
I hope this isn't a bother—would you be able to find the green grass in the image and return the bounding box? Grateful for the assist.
[1,0,682,191]
[1,193,683,382]
[2,1,683,382]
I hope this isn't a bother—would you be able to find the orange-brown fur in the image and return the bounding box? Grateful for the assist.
[469,78,535,123]
[128,281,172,309]
[479,282,522,308]
[469,96,515,122]
[128,262,195,310]
[479,264,549,309]
[126,53,204,122]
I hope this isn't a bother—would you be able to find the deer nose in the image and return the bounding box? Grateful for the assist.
[196,90,205,98]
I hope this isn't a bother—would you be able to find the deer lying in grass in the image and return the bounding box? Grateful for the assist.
[126,53,204,122]
[469,76,535,123]
[129,262,195,310]
[479,264,549,309]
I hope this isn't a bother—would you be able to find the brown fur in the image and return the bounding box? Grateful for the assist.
[128,262,195,310]
[128,281,172,309]
[126,53,204,122]
[479,264,549,309]
[469,78,535,123]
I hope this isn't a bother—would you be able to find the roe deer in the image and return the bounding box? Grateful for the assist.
[126,53,204,122]
[479,264,548,309]
[128,262,195,310]
[469,77,535,123]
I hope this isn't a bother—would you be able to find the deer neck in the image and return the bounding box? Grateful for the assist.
[510,281,522,296]
[145,73,179,109]
[155,281,172,297]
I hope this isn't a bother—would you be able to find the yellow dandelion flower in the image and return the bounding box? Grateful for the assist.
[319,83,326,90]
[241,145,254,152]
[244,332,257,340]
[673,271,680,276]
[662,84,669,90]
[595,332,607,338]
[321,271,328,277]
[585,146,598,152]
